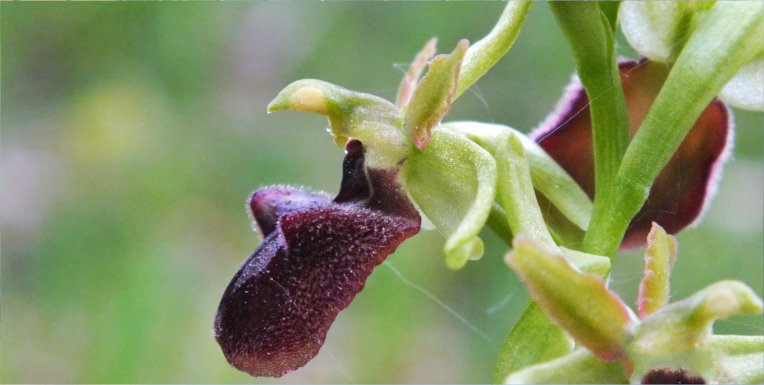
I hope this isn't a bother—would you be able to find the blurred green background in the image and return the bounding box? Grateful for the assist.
[1,3,761,383]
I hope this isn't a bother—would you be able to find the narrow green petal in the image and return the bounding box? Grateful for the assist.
[637,223,677,318]
[402,128,496,269]
[396,37,438,108]
[506,237,636,361]
[406,40,468,150]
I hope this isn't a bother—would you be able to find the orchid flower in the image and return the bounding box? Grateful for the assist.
[213,2,762,381]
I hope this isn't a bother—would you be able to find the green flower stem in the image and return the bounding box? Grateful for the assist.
[454,1,532,100]
[549,2,630,258]
[585,2,764,257]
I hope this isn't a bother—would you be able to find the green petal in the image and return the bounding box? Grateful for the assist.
[402,127,496,270]
[396,37,438,108]
[267,79,408,168]
[506,237,637,361]
[405,40,468,150]
[637,223,677,319]
[442,121,592,232]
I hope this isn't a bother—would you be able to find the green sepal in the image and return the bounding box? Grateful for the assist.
[637,222,677,318]
[502,348,627,384]
[442,121,592,232]
[506,237,637,361]
[267,79,408,168]
[406,40,468,150]
[456,1,532,100]
[493,133,556,249]
[402,127,496,270]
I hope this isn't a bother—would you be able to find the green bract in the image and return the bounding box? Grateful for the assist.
[442,121,592,233]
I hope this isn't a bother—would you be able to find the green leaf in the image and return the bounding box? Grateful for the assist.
[506,237,637,361]
[405,40,468,150]
[267,79,408,168]
[402,127,496,270]
[628,280,764,383]
[396,37,438,108]
[442,121,592,232]
[493,302,574,384]
[503,348,628,384]
[455,1,532,100]
[637,223,677,318]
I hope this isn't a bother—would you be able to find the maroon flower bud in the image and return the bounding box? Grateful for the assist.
[214,140,420,377]
[532,59,731,248]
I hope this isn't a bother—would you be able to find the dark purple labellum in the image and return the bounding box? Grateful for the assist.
[533,59,731,249]
[214,140,420,377]
[641,367,706,384]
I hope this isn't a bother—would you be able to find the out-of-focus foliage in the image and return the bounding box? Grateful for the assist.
[1,3,761,383]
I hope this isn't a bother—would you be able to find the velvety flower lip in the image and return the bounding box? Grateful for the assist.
[531,58,732,249]
[214,140,420,378]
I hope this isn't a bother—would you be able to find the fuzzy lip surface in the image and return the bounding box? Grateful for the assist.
[214,140,420,378]
[532,59,731,249]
